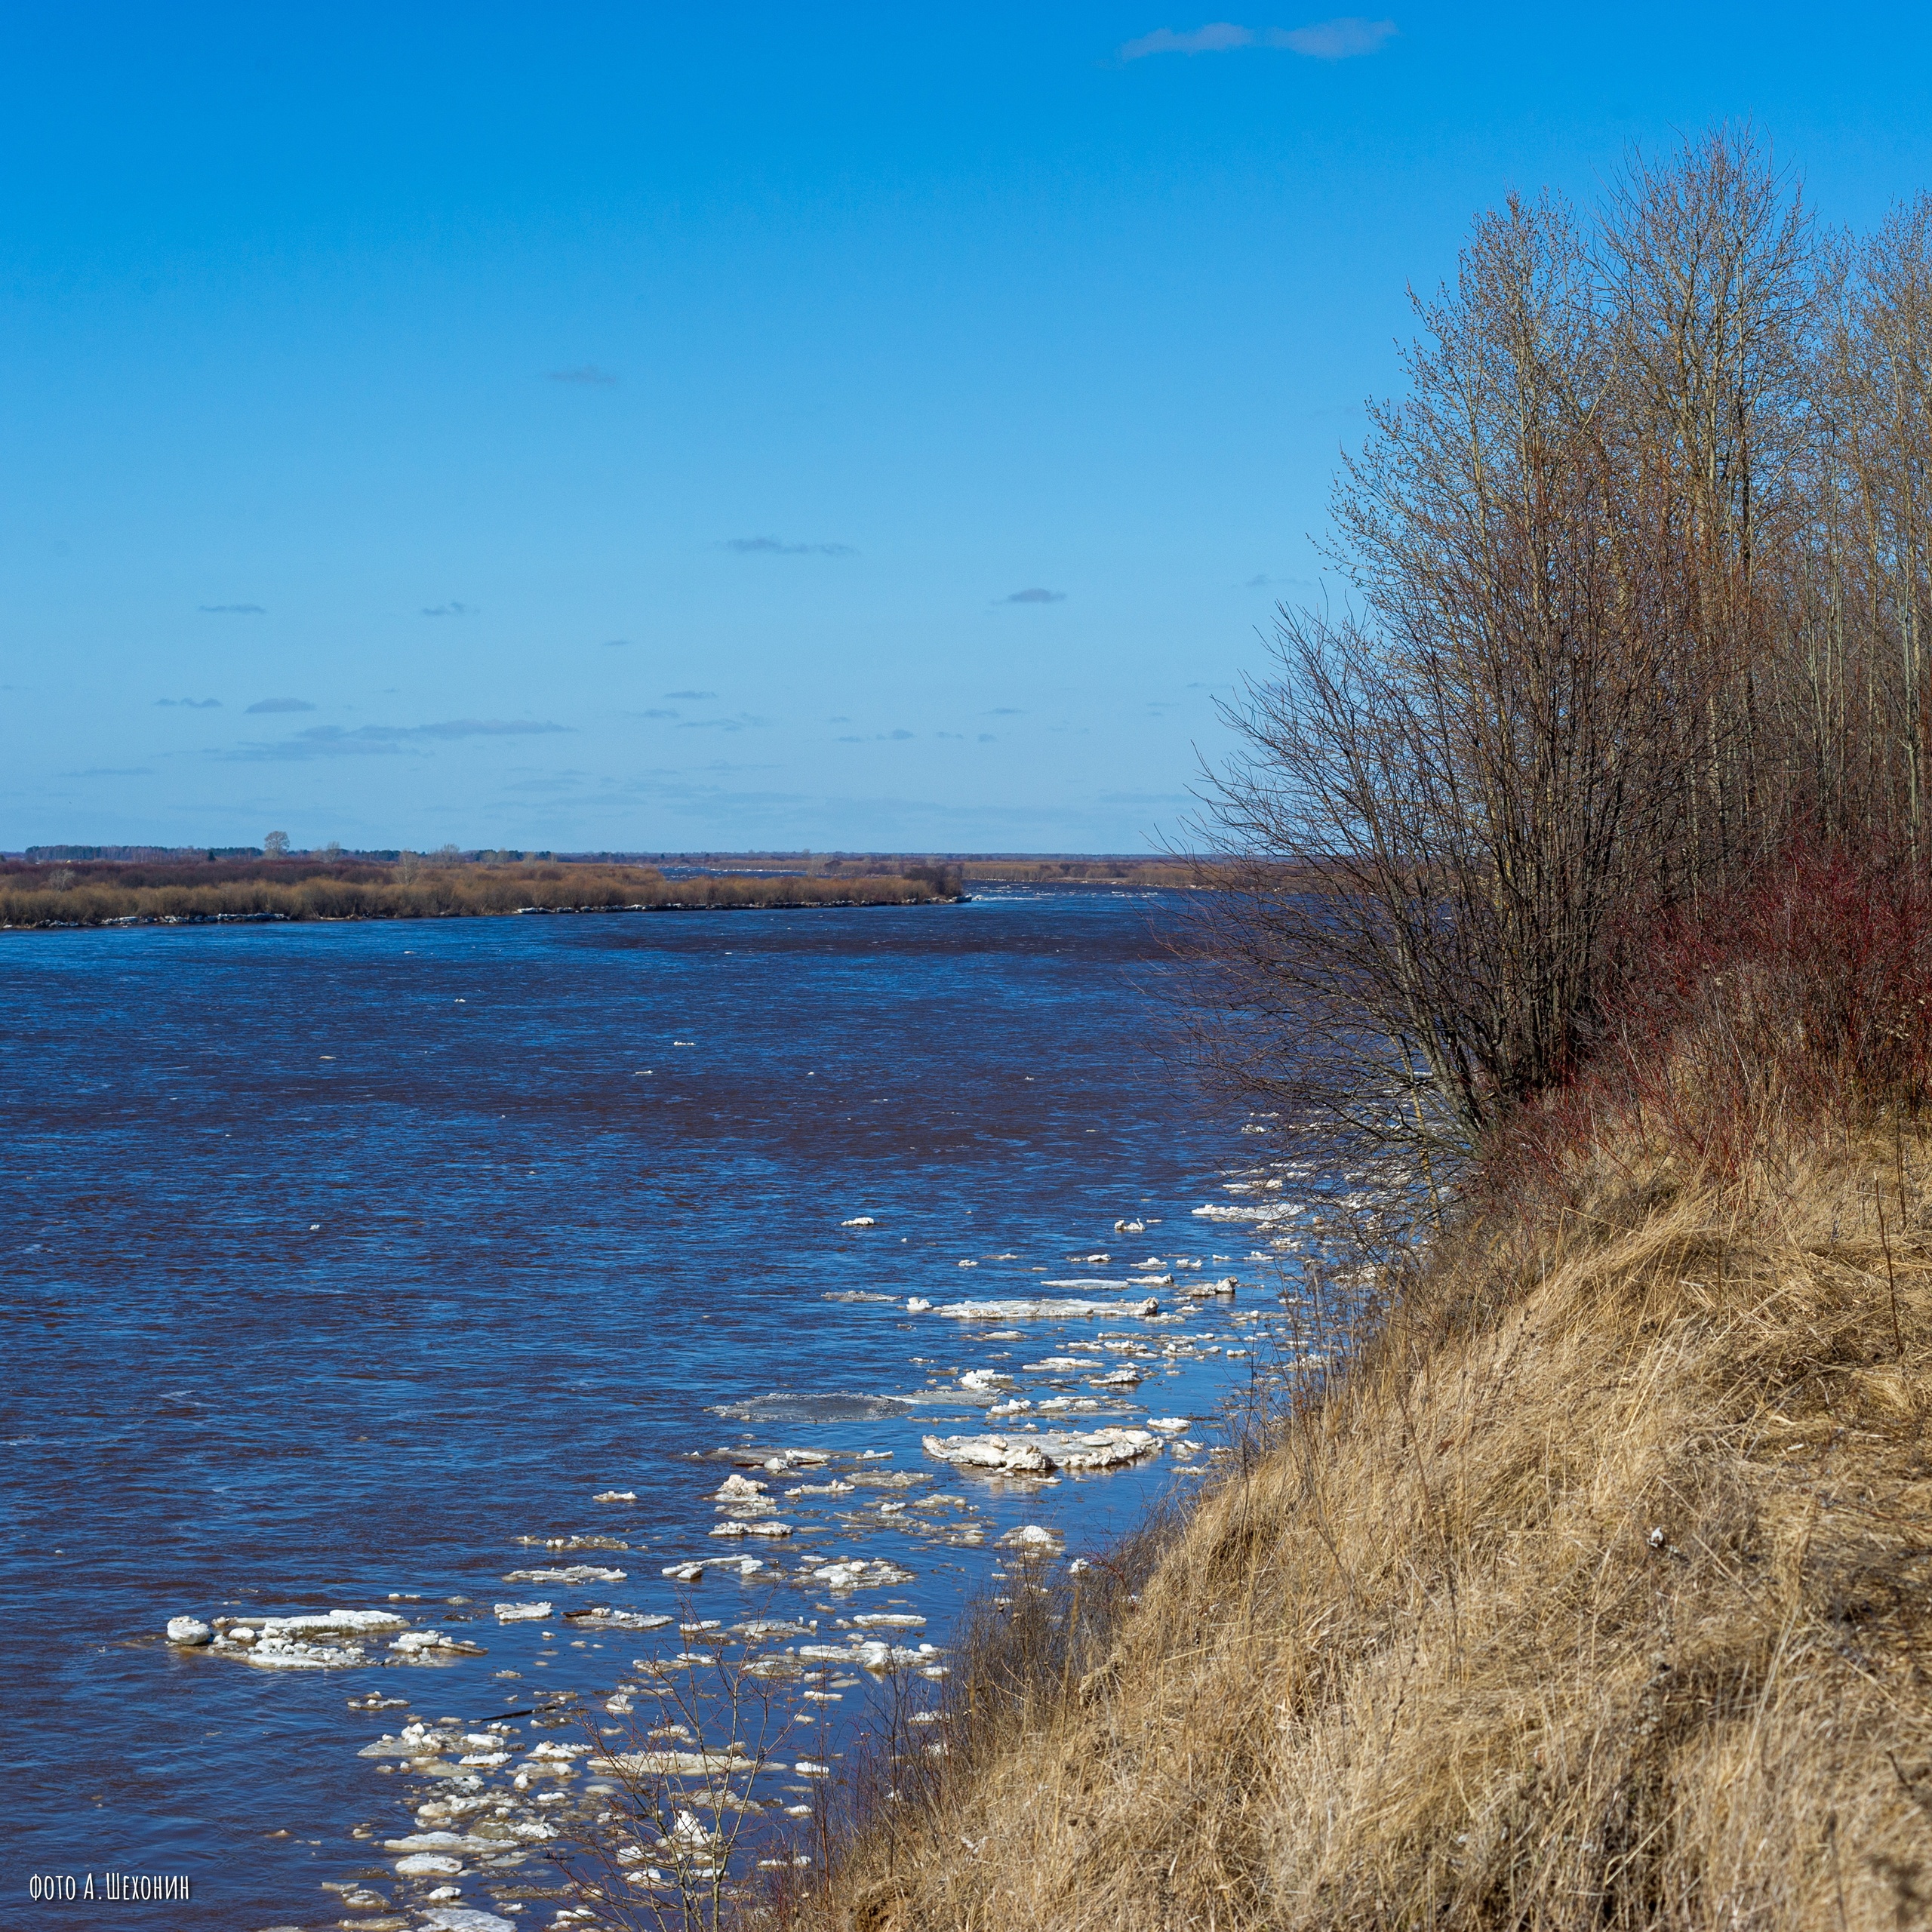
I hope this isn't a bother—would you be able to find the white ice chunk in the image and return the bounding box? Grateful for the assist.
[502,1564,626,1584]
[937,1297,1159,1321]
[921,1426,1161,1475]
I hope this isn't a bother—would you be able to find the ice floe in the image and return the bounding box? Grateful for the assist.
[797,1556,915,1590]
[937,1297,1160,1321]
[494,1601,553,1622]
[396,1851,463,1876]
[592,1490,638,1503]
[189,1607,411,1670]
[997,1524,1062,1551]
[591,1747,752,1776]
[165,1616,212,1646]
[797,1638,935,1671]
[922,1426,1162,1475]
[1180,1275,1241,1297]
[500,1564,626,1583]
[385,1830,497,1854]
[710,1392,917,1426]
[841,1216,878,1227]
[390,1629,487,1659]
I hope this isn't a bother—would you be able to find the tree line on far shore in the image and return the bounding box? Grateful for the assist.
[0,857,961,927]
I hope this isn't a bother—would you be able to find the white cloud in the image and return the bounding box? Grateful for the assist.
[216,719,571,761]
[1119,21,1254,57]
[1120,17,1396,60]
[1265,16,1397,57]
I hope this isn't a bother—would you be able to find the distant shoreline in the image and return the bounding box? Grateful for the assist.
[0,859,968,931]
[0,854,1228,932]
[0,896,968,933]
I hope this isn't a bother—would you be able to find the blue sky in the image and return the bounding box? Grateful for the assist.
[8,5,1932,854]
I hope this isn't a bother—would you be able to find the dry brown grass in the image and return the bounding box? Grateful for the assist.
[0,863,952,928]
[806,1110,1932,1931]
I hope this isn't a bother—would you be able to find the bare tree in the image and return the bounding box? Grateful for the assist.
[1186,135,1815,1163]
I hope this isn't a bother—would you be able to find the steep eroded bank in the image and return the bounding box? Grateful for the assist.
[813,1117,1932,1931]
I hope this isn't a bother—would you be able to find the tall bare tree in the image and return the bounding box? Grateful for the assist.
[1188,131,1827,1161]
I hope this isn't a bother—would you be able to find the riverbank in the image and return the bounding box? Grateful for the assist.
[804,1092,1932,1930]
[0,860,955,929]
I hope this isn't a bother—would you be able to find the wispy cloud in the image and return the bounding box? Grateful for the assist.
[157,697,223,709]
[377,719,567,740]
[548,365,620,386]
[63,764,154,777]
[245,697,316,714]
[420,601,476,617]
[1121,20,1254,55]
[724,536,857,557]
[198,601,266,614]
[601,638,629,648]
[1001,587,1066,604]
[216,718,571,761]
[1242,571,1317,589]
[1120,17,1396,60]
[665,690,718,700]
[638,707,681,719]
[1273,15,1396,56]
[990,706,1026,715]
[677,713,768,734]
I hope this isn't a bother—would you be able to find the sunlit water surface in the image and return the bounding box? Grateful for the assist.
[4,887,1309,1930]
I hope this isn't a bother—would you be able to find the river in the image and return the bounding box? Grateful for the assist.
[4,885,1315,1930]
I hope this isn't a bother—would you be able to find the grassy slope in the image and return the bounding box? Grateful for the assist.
[817,1120,1932,1931]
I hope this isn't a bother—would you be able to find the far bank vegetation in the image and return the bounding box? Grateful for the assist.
[0,855,960,930]
[782,130,1932,1932]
